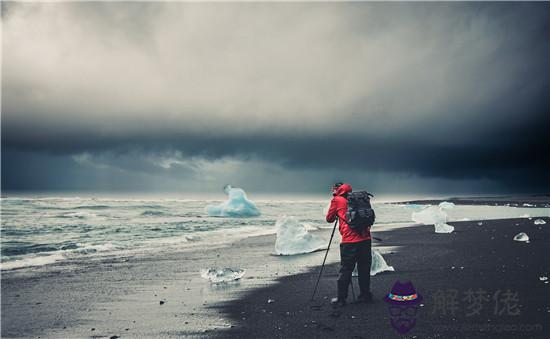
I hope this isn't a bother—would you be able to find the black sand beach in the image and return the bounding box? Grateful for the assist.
[210,217,550,339]
[2,214,549,338]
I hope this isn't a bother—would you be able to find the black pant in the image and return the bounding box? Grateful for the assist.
[337,240,372,300]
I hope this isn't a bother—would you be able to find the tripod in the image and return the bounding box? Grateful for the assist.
[310,219,356,301]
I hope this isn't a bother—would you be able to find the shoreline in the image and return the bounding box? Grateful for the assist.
[393,195,550,208]
[3,196,548,274]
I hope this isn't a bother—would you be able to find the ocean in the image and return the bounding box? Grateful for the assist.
[1,195,548,271]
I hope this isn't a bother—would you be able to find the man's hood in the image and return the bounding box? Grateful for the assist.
[334,183,352,196]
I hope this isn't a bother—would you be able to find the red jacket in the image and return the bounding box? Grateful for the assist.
[326,183,371,243]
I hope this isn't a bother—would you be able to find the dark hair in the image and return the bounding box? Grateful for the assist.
[333,182,344,189]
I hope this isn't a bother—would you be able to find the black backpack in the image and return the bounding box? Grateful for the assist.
[345,191,375,232]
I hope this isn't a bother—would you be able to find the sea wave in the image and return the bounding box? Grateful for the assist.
[0,242,120,270]
[2,197,549,272]
[141,210,169,217]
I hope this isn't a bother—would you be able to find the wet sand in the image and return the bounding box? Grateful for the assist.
[1,226,343,338]
[2,215,549,338]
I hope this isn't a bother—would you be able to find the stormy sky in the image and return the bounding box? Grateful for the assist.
[2,2,549,196]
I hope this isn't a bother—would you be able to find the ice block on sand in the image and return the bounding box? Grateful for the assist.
[353,249,395,276]
[206,185,261,217]
[513,232,529,242]
[534,219,546,225]
[411,202,455,233]
[200,268,246,283]
[274,216,326,255]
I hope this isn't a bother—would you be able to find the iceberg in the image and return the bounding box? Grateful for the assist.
[353,249,395,276]
[206,185,260,217]
[200,268,246,283]
[534,219,546,225]
[274,216,326,255]
[411,202,455,233]
[513,232,529,242]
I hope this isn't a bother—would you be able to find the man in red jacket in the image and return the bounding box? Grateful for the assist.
[326,182,373,306]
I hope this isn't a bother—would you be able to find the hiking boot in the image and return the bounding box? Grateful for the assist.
[330,297,346,307]
[354,292,373,304]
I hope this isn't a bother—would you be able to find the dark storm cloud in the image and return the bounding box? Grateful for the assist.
[2,2,549,193]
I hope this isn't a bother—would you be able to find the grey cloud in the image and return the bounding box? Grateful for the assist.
[2,2,549,193]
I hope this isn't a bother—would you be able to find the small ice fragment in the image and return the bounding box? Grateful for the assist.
[540,276,548,281]
[353,249,395,277]
[513,232,529,242]
[534,219,546,225]
[522,203,534,207]
[451,266,455,269]
[200,268,246,283]
[267,299,275,304]
[460,266,464,269]
[477,222,483,226]
[274,216,326,255]
[206,185,260,217]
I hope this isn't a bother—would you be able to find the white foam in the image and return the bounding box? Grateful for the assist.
[1,253,66,270]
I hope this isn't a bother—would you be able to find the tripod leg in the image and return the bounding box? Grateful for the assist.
[310,220,338,301]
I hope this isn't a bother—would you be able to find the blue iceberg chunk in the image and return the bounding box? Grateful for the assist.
[206,185,261,217]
